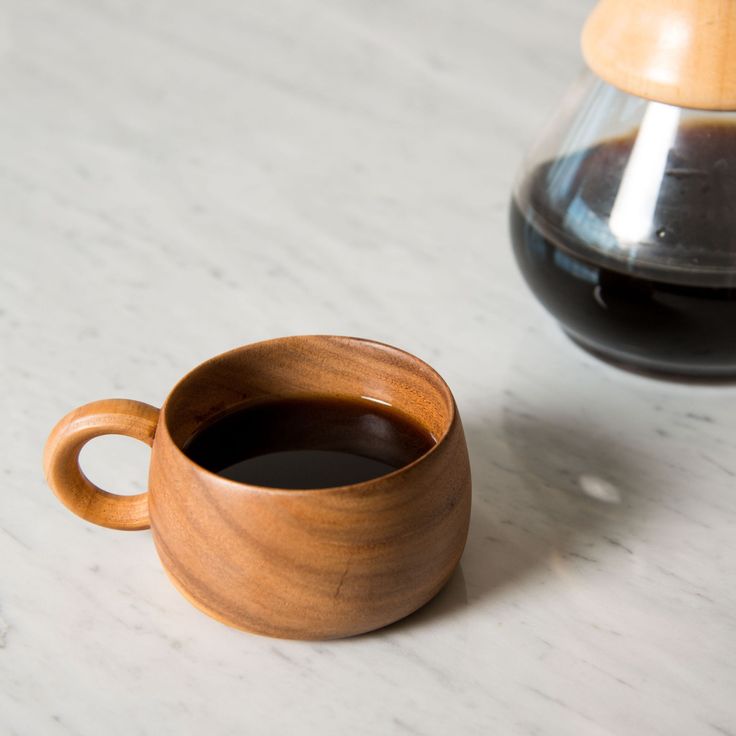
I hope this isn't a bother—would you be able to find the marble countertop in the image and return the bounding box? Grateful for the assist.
[3,0,735,733]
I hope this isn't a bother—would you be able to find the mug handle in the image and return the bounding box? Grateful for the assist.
[43,399,160,531]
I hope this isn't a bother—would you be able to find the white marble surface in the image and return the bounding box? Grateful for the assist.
[2,0,736,733]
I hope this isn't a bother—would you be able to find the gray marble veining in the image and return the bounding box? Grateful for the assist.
[2,0,735,734]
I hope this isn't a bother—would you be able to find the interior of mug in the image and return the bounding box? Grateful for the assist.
[163,335,455,452]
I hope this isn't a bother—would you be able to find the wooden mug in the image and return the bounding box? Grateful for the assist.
[43,336,472,639]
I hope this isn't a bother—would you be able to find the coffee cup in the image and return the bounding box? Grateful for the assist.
[43,335,471,639]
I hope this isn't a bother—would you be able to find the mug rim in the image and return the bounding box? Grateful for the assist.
[160,334,458,495]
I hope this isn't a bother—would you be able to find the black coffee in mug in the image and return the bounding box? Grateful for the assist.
[183,396,436,489]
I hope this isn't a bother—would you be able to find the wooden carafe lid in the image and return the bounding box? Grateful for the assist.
[582,0,736,110]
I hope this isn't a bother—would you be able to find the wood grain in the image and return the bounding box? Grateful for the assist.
[44,337,471,639]
[582,0,736,110]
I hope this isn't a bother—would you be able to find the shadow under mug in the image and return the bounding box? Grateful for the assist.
[43,335,472,639]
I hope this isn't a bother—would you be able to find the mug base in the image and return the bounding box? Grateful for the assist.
[158,556,459,641]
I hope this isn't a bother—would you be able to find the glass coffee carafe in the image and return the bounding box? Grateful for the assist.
[510,0,736,378]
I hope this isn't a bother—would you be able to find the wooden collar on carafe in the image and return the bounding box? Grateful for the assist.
[582,0,736,110]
